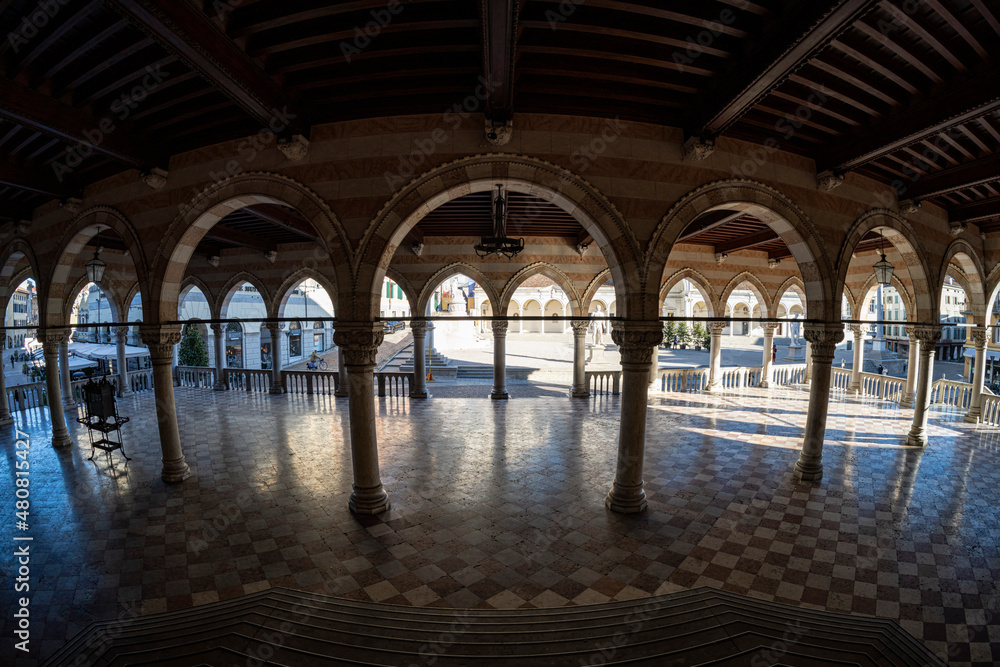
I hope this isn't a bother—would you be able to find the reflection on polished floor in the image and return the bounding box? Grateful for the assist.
[1,385,997,665]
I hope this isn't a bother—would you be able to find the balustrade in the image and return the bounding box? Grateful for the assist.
[930,379,972,410]
[586,370,620,395]
[224,368,272,392]
[376,372,412,397]
[282,370,339,395]
[175,366,216,388]
[5,382,46,411]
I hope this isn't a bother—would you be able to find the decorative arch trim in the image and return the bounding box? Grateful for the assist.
[659,267,718,317]
[773,276,808,317]
[499,262,582,316]
[416,263,500,316]
[721,272,773,317]
[215,271,272,319]
[179,276,216,319]
[63,276,122,323]
[383,267,419,313]
[939,239,986,323]
[272,267,340,320]
[855,273,915,322]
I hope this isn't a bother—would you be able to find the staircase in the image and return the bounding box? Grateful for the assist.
[46,587,943,666]
[456,365,494,378]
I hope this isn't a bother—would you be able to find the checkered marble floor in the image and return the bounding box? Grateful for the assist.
[1,385,997,665]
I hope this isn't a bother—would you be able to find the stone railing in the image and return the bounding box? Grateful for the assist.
[717,366,762,389]
[6,382,46,411]
[658,368,708,392]
[930,378,973,410]
[980,394,1000,428]
[376,372,412,397]
[858,372,905,402]
[831,367,852,391]
[770,364,806,386]
[176,365,216,388]
[128,368,154,393]
[586,370,620,395]
[283,370,339,395]
[224,368,272,392]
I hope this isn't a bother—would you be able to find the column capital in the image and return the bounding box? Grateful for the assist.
[491,320,509,336]
[761,322,779,335]
[140,325,182,362]
[209,322,223,334]
[848,323,866,337]
[114,326,130,339]
[333,323,384,367]
[803,322,844,360]
[571,320,589,335]
[909,325,942,346]
[611,321,662,367]
[40,328,70,352]
[708,322,726,335]
[408,320,428,335]
[970,326,989,350]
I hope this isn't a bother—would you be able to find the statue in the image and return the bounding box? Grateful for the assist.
[589,312,606,346]
[789,313,801,346]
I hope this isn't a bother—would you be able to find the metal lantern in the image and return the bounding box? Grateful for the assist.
[873,232,893,286]
[86,246,106,283]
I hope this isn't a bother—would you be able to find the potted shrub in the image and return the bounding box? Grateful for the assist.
[692,323,707,351]
[662,321,676,348]
[676,323,690,349]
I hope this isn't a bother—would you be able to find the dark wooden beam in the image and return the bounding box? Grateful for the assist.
[820,67,1000,172]
[107,0,306,134]
[715,228,779,254]
[203,225,277,253]
[242,205,319,242]
[950,198,1000,225]
[677,210,746,242]
[0,162,68,198]
[690,0,878,139]
[0,74,159,169]
[480,0,519,122]
[903,153,1000,200]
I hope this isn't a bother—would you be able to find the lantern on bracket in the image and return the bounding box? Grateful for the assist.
[872,231,894,286]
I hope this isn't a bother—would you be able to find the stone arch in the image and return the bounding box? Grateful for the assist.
[216,271,272,319]
[835,209,935,323]
[179,276,216,319]
[581,268,613,311]
[646,179,834,320]
[720,272,772,318]
[841,285,856,320]
[273,267,339,320]
[0,239,41,318]
[63,274,122,323]
[416,263,500,317]
[156,172,349,322]
[659,268,718,317]
[46,206,149,327]
[0,266,35,315]
[855,273,915,322]
[773,275,808,321]
[357,154,639,321]
[939,239,987,325]
[123,282,142,320]
[383,267,418,314]
[499,262,582,317]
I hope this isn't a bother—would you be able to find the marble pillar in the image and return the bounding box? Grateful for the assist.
[803,341,813,383]
[41,329,72,448]
[59,340,75,411]
[706,322,725,391]
[906,326,941,447]
[759,323,778,388]
[793,322,844,482]
[571,320,589,397]
[491,320,509,399]
[334,324,390,514]
[606,322,662,514]
[115,326,132,397]
[965,327,988,423]
[409,320,428,398]
[211,323,226,391]
[648,345,659,385]
[335,337,349,397]
[900,332,919,408]
[0,330,13,426]
[140,326,191,482]
[848,324,865,393]
[263,322,284,394]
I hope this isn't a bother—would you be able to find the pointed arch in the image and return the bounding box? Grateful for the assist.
[63,275,122,323]
[773,276,807,317]
[179,276,215,319]
[499,262,582,316]
[356,154,639,321]
[659,268,718,317]
[155,172,349,322]
[939,239,986,324]
[836,209,934,323]
[216,271,272,319]
[720,272,772,317]
[841,285,856,320]
[1,266,35,315]
[123,282,143,322]
[646,179,833,320]
[273,267,340,320]
[0,239,41,319]
[383,267,418,313]
[416,263,500,316]
[581,268,613,310]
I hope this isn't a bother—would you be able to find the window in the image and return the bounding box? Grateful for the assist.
[289,321,302,358]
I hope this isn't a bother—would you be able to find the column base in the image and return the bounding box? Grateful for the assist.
[705,382,721,393]
[571,389,590,398]
[490,390,509,400]
[758,381,770,388]
[213,383,226,392]
[964,411,981,424]
[161,457,191,483]
[119,389,133,398]
[62,401,78,412]
[905,430,927,447]
[334,388,349,397]
[899,394,915,408]
[51,431,72,448]
[0,415,14,425]
[269,384,284,395]
[409,390,428,398]
[605,482,647,514]
[793,456,823,482]
[349,485,391,515]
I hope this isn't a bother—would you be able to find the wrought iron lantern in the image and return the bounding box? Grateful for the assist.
[873,231,894,286]
[86,246,106,283]
[474,184,524,259]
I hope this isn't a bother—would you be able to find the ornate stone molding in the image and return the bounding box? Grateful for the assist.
[708,322,726,335]
[278,134,310,161]
[408,320,428,335]
[803,322,845,359]
[909,325,942,346]
[40,328,69,353]
[816,170,844,192]
[491,320,509,336]
[485,118,513,146]
[761,323,779,335]
[333,325,384,367]
[682,136,715,161]
[611,323,663,367]
[140,326,182,362]
[114,326,130,339]
[61,197,83,214]
[848,323,865,337]
[142,167,168,190]
[971,327,988,349]
[571,320,589,335]
[898,199,921,215]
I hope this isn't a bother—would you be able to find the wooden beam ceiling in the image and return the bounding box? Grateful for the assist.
[480,0,519,122]
[0,162,69,198]
[677,210,747,242]
[715,228,779,254]
[202,225,277,253]
[950,198,1000,225]
[242,205,319,242]
[904,152,1000,201]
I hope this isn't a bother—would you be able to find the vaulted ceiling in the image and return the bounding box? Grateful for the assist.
[1,0,999,249]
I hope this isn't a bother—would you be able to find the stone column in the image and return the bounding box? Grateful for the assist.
[900,332,919,408]
[803,341,813,383]
[263,322,284,394]
[706,322,725,391]
[571,320,589,397]
[59,340,75,411]
[606,322,662,514]
[115,326,132,397]
[906,326,941,447]
[409,320,428,398]
[759,323,778,388]
[140,326,191,482]
[335,339,349,397]
[491,320,509,399]
[0,331,13,426]
[427,321,435,353]
[848,324,865,393]
[965,326,988,423]
[793,323,844,482]
[648,345,659,385]
[211,323,226,391]
[41,329,72,448]
[334,324,390,514]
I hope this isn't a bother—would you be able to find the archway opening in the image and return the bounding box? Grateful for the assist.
[277,278,336,370]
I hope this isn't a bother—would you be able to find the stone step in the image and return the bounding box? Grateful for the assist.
[46,587,943,667]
